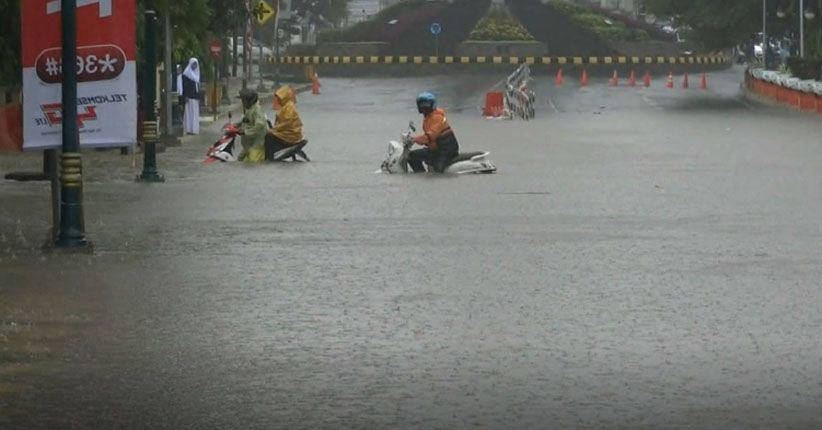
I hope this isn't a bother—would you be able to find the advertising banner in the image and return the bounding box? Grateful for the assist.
[22,0,137,150]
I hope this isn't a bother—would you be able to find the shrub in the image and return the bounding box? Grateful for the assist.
[468,10,535,41]
[787,57,822,80]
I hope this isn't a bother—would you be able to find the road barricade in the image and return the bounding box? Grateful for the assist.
[503,64,536,120]
[0,86,23,152]
[747,68,821,114]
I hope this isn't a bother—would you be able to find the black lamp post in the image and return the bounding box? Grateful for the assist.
[137,1,165,182]
[55,0,90,249]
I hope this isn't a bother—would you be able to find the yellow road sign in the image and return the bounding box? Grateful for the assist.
[255,0,276,25]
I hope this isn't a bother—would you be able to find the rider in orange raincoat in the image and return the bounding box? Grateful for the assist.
[408,92,459,173]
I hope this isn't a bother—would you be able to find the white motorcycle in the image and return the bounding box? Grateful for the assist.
[379,122,497,174]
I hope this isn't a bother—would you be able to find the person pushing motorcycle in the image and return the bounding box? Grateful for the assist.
[407,92,459,173]
[236,88,268,164]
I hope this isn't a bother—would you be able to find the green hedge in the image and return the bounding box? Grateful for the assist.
[468,11,534,41]
[549,0,648,42]
[0,1,21,86]
[788,57,822,80]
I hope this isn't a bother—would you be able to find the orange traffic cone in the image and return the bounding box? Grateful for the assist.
[666,72,674,89]
[312,72,321,95]
[628,69,637,87]
[682,72,689,89]
[643,71,652,87]
[609,69,619,87]
[700,73,708,90]
[580,68,589,87]
[555,68,564,87]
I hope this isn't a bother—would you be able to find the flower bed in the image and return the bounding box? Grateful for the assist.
[747,68,822,113]
[468,10,535,41]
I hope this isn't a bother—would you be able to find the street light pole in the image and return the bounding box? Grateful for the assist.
[800,0,805,57]
[137,2,165,182]
[55,0,89,249]
[161,8,179,146]
[257,24,268,92]
[763,0,767,54]
[763,0,770,68]
[275,17,281,88]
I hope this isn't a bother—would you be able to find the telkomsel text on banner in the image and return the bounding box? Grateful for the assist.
[22,0,137,150]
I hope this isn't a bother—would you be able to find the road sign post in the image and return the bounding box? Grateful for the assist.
[209,39,222,59]
[253,0,276,92]
[243,0,252,89]
[430,22,441,57]
[257,30,267,92]
[255,0,275,25]
[221,37,232,106]
[207,38,227,111]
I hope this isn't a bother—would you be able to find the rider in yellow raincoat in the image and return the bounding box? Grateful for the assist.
[265,85,304,160]
[237,89,268,164]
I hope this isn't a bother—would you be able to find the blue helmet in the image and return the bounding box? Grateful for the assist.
[416,91,436,114]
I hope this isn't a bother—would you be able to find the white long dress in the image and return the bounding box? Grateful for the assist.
[182,58,201,135]
[184,96,200,135]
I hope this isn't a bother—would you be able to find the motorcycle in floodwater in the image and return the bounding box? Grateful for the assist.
[205,113,309,164]
[378,121,497,174]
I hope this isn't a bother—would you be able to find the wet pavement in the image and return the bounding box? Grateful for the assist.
[2,66,822,429]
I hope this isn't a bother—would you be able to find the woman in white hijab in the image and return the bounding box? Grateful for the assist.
[181,57,201,135]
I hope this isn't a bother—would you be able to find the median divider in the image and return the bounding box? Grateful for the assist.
[267,55,730,66]
[747,68,822,114]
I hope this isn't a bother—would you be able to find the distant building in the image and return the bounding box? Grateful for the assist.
[347,0,378,24]
[346,0,453,24]
[557,0,643,16]
[599,0,641,15]
[348,0,404,24]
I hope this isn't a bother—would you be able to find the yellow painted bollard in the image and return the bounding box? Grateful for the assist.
[304,65,315,82]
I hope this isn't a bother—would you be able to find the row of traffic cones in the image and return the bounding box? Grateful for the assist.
[664,71,708,89]
[555,68,708,89]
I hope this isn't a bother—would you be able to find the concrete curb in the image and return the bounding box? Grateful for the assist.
[740,84,819,114]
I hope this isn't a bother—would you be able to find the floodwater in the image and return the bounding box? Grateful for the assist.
[2,67,822,429]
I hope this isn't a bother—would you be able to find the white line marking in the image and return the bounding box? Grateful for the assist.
[547,96,559,113]
[641,93,663,110]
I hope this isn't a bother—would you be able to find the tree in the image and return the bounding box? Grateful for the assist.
[291,0,350,28]
[146,0,214,61]
[644,0,762,50]
[0,0,21,86]
[645,0,821,55]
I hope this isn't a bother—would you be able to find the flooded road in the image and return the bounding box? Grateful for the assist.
[2,67,822,429]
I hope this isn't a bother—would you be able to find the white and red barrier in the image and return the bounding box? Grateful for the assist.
[483,63,536,120]
[747,68,822,114]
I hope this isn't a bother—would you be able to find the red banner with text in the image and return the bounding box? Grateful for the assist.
[21,0,137,150]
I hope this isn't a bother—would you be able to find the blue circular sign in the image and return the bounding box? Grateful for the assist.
[430,23,442,35]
